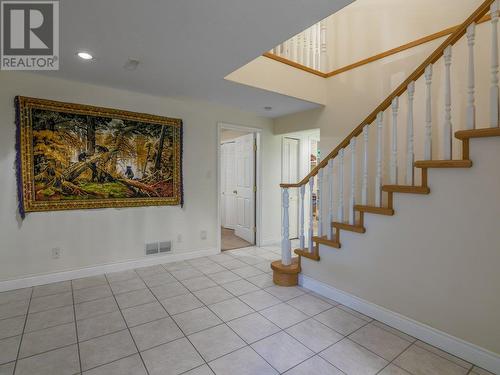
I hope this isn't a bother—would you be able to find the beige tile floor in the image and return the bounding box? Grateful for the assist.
[221,227,252,251]
[0,245,494,375]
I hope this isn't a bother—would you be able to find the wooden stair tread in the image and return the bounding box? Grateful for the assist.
[382,185,430,194]
[414,160,472,168]
[312,236,341,249]
[294,249,320,261]
[354,205,394,216]
[455,127,500,139]
[332,222,366,233]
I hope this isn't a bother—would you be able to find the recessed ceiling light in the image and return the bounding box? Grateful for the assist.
[264,106,273,111]
[77,51,93,60]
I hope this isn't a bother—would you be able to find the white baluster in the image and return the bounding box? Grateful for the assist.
[317,168,323,237]
[278,43,283,57]
[309,27,314,68]
[303,30,309,67]
[349,138,357,225]
[320,20,329,72]
[315,23,321,70]
[281,188,291,266]
[284,40,290,59]
[327,158,334,240]
[338,149,345,222]
[425,65,433,160]
[467,23,476,130]
[390,97,399,184]
[299,185,305,249]
[406,82,415,184]
[491,0,499,127]
[289,36,296,62]
[297,32,304,65]
[308,177,314,252]
[362,125,369,205]
[443,46,453,159]
[375,112,383,207]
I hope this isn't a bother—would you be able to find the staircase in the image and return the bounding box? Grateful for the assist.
[271,0,500,286]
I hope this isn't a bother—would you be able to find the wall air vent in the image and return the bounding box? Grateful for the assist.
[159,241,172,253]
[145,242,159,255]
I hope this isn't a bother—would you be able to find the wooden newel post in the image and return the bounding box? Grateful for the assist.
[281,187,291,266]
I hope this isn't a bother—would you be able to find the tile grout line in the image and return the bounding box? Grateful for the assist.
[12,287,33,375]
[103,272,152,375]
[70,280,83,374]
[138,264,213,373]
[185,254,326,373]
[159,256,286,374]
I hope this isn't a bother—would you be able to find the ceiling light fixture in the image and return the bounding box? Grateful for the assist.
[77,51,93,60]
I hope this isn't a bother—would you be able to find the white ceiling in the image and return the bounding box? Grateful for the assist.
[42,0,352,117]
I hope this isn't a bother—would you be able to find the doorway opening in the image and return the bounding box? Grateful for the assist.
[218,124,260,251]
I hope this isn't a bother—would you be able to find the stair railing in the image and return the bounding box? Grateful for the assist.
[268,19,330,72]
[279,0,499,267]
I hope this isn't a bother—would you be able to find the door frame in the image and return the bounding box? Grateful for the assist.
[217,122,262,252]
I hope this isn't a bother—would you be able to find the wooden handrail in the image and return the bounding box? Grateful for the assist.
[280,0,495,188]
[264,15,491,79]
[262,52,328,78]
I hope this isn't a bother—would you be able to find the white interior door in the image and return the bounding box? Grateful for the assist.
[234,133,255,243]
[282,137,300,238]
[221,142,237,229]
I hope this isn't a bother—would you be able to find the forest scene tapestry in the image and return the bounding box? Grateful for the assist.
[16,96,183,217]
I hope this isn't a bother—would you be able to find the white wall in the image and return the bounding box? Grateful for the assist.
[326,0,481,71]
[225,56,327,105]
[220,129,251,142]
[0,72,281,282]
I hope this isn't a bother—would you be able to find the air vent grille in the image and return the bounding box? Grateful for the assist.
[145,242,159,255]
[159,241,172,253]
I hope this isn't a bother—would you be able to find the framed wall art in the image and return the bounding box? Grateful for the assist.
[15,96,183,217]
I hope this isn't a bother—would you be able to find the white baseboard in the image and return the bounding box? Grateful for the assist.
[0,248,219,293]
[259,238,280,247]
[299,274,500,375]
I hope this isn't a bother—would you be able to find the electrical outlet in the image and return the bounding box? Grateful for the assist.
[200,230,207,240]
[51,247,61,259]
[177,234,182,243]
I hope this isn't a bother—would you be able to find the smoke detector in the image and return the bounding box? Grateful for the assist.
[124,59,140,71]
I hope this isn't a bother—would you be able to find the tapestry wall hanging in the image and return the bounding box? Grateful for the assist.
[16,96,183,218]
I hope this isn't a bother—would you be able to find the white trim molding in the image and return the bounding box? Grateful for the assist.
[217,122,263,250]
[0,248,219,293]
[299,274,500,374]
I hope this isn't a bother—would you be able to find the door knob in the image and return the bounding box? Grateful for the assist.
[233,190,237,194]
